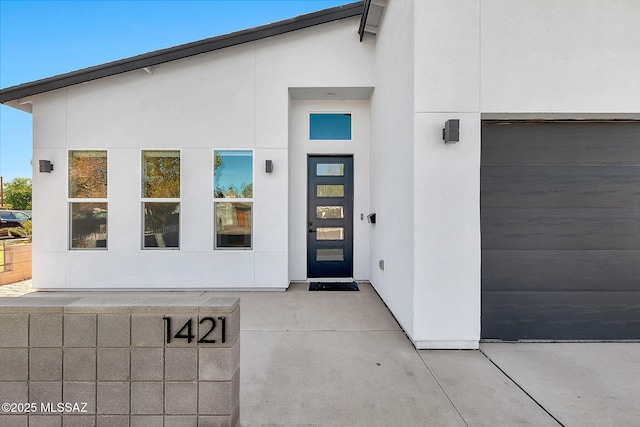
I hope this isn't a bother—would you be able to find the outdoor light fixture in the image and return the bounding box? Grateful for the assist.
[443,119,460,144]
[265,160,273,173]
[39,160,54,173]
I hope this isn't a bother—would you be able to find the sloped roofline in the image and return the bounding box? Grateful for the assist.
[0,1,364,104]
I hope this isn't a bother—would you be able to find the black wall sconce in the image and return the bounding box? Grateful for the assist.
[443,119,460,144]
[39,160,54,173]
[265,160,273,173]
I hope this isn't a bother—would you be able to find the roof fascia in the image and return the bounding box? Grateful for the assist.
[359,0,372,41]
[0,1,364,105]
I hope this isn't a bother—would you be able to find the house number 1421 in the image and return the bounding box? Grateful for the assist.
[163,316,226,344]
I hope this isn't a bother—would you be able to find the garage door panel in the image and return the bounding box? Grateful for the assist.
[481,291,640,340]
[481,166,640,208]
[483,250,640,292]
[482,122,640,340]
[482,208,640,250]
[482,123,640,166]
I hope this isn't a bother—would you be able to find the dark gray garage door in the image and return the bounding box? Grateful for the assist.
[481,122,640,340]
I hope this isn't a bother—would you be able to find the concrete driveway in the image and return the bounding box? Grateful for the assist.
[12,280,640,426]
[202,283,639,427]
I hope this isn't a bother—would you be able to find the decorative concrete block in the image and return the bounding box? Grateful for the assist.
[30,314,63,347]
[0,381,27,404]
[199,338,240,381]
[165,382,198,415]
[198,378,235,416]
[61,415,96,427]
[63,314,97,347]
[96,382,129,415]
[96,415,129,427]
[97,314,130,347]
[164,314,196,348]
[131,315,165,347]
[27,416,62,427]
[228,307,240,344]
[130,348,164,381]
[97,348,130,381]
[0,348,28,380]
[29,382,62,406]
[164,415,198,427]
[0,297,240,422]
[0,314,28,347]
[131,415,163,427]
[0,415,27,427]
[30,347,63,380]
[165,348,197,381]
[63,348,96,381]
[130,382,164,415]
[62,382,96,415]
[197,415,235,427]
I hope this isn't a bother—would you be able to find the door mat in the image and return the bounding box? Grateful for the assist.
[309,281,359,291]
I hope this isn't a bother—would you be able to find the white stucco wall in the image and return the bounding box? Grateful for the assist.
[481,0,640,114]
[368,0,416,337]
[30,17,374,289]
[411,0,482,349]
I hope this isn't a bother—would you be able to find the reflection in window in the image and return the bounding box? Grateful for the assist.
[142,151,180,198]
[317,185,344,197]
[214,150,253,199]
[68,150,108,250]
[310,113,352,140]
[316,206,344,219]
[316,163,344,176]
[317,248,344,262]
[143,202,180,248]
[316,227,344,241]
[215,202,252,249]
[69,150,107,198]
[70,203,107,249]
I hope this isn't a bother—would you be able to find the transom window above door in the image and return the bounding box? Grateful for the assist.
[310,113,352,140]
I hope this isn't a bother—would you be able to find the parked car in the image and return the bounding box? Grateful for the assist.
[0,210,31,237]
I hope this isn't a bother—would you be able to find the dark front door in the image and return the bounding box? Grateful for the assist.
[307,155,354,278]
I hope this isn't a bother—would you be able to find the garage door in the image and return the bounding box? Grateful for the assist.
[481,122,640,340]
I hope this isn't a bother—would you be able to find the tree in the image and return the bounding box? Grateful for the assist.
[3,177,32,210]
[69,151,107,198]
[143,153,180,198]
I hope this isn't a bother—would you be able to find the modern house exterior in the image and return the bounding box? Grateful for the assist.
[1,0,639,349]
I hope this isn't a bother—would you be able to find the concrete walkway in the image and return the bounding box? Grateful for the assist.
[9,280,640,426]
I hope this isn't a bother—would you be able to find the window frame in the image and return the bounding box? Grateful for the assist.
[140,149,182,250]
[213,149,254,250]
[67,149,109,250]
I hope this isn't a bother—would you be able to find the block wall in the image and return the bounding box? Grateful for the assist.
[0,296,240,427]
[0,244,32,286]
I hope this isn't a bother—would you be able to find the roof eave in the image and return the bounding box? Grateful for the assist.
[0,1,364,105]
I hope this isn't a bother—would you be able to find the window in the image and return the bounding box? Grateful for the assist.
[68,150,108,249]
[310,113,352,140]
[142,150,180,249]
[214,150,253,249]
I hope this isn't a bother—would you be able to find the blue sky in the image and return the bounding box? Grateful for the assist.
[0,0,351,182]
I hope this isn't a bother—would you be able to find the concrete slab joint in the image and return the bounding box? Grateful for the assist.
[0,296,240,426]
